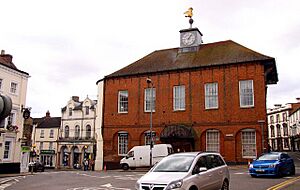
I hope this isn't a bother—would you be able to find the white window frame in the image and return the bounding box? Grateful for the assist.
[50,129,54,138]
[118,132,128,156]
[40,129,45,138]
[86,125,91,138]
[65,126,69,138]
[10,81,18,95]
[206,130,220,152]
[85,106,89,115]
[3,138,14,161]
[242,129,256,158]
[7,109,17,126]
[69,108,73,116]
[173,85,185,111]
[118,90,128,113]
[239,80,254,108]
[75,125,80,139]
[205,83,219,109]
[144,88,156,112]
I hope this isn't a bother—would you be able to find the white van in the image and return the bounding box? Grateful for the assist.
[120,144,173,170]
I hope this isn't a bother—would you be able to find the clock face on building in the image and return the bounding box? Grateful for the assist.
[182,32,196,46]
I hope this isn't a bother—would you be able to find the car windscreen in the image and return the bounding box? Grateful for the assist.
[152,155,195,172]
[257,154,279,161]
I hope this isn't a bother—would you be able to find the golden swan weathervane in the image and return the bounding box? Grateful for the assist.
[184,7,194,28]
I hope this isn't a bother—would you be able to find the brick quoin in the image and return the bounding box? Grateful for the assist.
[102,62,268,167]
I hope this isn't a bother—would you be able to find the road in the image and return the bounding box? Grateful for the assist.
[0,167,299,190]
[1,152,300,190]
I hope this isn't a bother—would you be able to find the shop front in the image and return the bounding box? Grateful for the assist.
[40,150,56,168]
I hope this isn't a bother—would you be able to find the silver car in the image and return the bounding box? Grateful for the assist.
[135,152,230,190]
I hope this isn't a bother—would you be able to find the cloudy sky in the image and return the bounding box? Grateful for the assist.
[1,0,299,117]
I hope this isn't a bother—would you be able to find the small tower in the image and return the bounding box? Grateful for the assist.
[179,7,203,52]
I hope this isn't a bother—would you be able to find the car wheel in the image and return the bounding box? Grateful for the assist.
[291,165,295,175]
[189,185,198,190]
[122,164,129,170]
[276,167,283,178]
[221,179,229,190]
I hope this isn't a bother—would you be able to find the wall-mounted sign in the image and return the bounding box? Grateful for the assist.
[40,150,55,154]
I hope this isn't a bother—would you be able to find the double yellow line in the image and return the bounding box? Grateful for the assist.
[267,176,300,190]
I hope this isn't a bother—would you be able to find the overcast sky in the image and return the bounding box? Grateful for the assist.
[1,0,299,117]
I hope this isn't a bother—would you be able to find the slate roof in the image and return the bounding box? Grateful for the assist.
[33,117,61,128]
[0,54,29,75]
[103,40,278,84]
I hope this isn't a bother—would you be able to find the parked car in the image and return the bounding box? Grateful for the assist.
[28,161,45,172]
[249,152,295,177]
[120,144,173,170]
[135,152,230,190]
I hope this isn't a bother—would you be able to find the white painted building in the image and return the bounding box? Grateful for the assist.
[57,96,97,170]
[95,80,104,170]
[32,111,60,168]
[267,98,300,151]
[0,50,30,173]
[289,98,300,150]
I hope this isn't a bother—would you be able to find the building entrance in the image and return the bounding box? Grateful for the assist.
[160,125,195,153]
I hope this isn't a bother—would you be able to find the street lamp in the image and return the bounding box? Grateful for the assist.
[258,120,266,153]
[146,78,153,167]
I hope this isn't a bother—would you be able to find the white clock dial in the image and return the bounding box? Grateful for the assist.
[182,32,196,46]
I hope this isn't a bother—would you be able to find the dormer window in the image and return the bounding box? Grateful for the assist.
[69,108,73,116]
[85,106,89,115]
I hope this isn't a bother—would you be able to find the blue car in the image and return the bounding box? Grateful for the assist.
[249,152,295,177]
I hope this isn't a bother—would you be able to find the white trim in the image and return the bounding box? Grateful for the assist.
[239,80,254,108]
[118,90,128,113]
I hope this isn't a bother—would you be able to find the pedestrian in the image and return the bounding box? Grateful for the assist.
[83,159,88,171]
[90,159,95,171]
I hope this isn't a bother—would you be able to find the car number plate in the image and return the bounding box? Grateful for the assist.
[256,169,264,172]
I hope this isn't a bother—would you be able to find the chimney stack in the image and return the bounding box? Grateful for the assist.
[46,110,50,118]
[72,96,80,102]
[0,49,13,63]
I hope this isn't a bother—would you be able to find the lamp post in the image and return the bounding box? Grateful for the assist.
[258,120,266,153]
[146,78,153,167]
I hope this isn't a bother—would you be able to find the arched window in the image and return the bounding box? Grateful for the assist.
[270,125,275,137]
[283,123,288,136]
[118,131,128,155]
[75,125,80,139]
[206,129,220,152]
[86,125,91,139]
[276,124,281,137]
[241,129,256,158]
[65,126,69,138]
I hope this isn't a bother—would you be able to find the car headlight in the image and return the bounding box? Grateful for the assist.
[249,164,253,168]
[269,164,276,168]
[135,181,140,190]
[165,179,183,190]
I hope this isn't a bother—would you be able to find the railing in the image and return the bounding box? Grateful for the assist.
[58,136,95,142]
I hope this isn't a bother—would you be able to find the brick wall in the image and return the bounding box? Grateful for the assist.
[103,62,267,165]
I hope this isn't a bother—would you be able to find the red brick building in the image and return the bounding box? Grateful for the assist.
[98,26,278,168]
